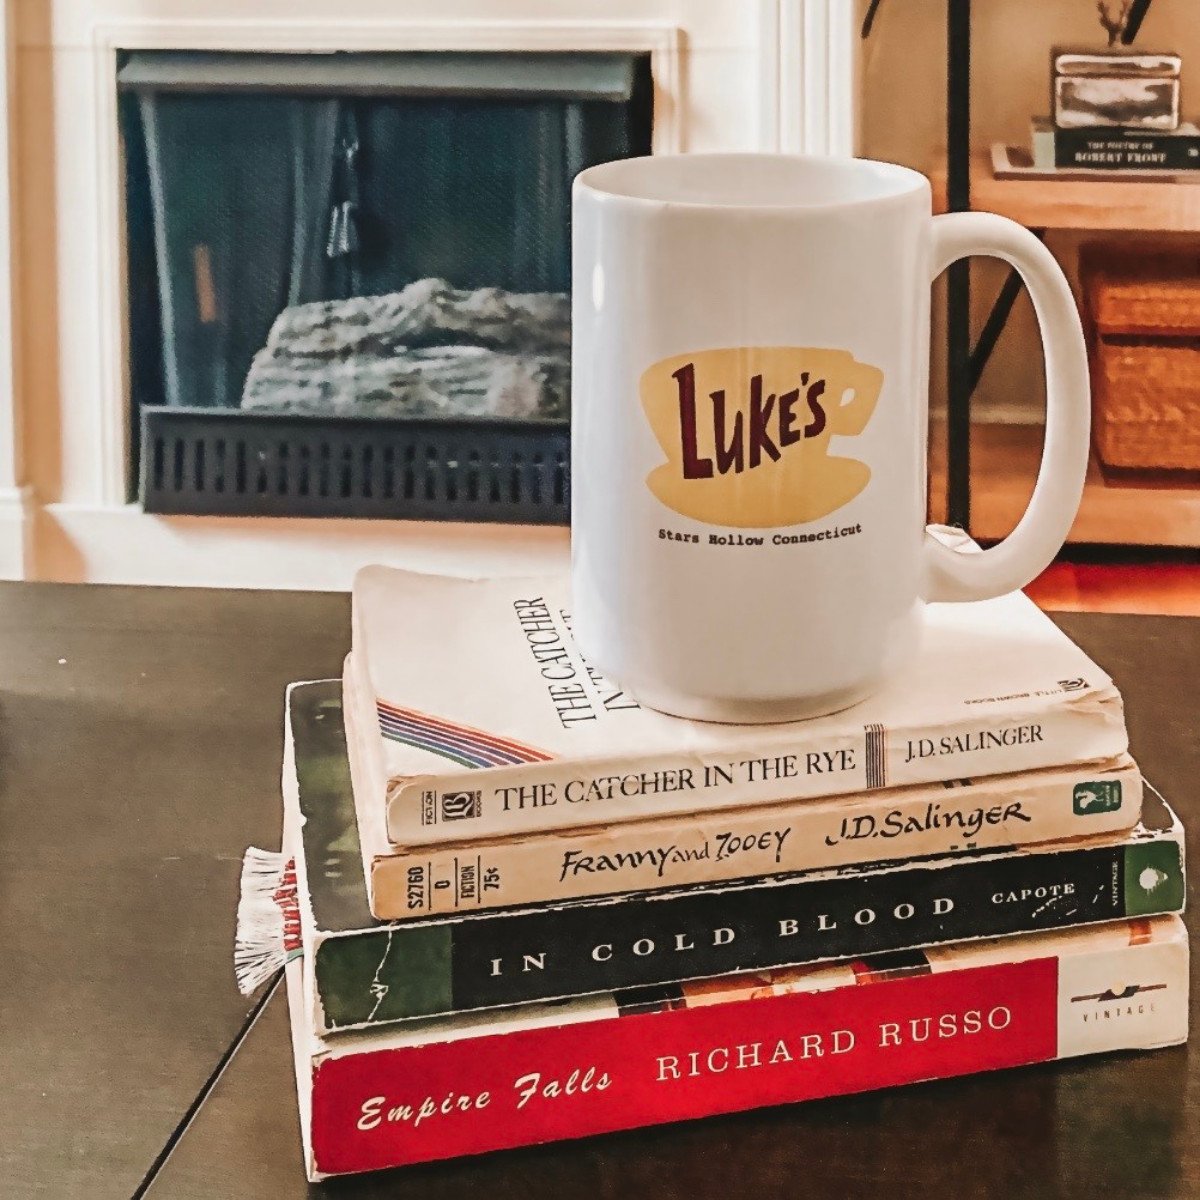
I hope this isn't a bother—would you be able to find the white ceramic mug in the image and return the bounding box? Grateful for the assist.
[570,154,1089,722]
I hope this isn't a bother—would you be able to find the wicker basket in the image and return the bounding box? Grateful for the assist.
[1082,244,1200,471]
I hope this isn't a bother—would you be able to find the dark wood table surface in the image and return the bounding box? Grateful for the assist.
[2,582,1196,1200]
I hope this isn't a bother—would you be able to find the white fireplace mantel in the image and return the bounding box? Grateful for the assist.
[0,0,858,588]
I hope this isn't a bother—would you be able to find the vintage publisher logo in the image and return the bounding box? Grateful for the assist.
[1070,982,1168,1004]
[440,790,482,821]
[640,346,883,528]
[1073,780,1122,815]
[1058,677,1088,693]
[1069,979,1170,1025]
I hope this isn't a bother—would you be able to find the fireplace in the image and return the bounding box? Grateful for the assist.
[120,50,652,521]
[1,2,856,587]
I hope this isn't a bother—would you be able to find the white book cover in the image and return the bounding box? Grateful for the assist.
[349,541,1126,846]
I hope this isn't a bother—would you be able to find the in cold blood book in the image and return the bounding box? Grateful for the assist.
[331,673,1142,915]
[285,915,1189,1179]
[348,539,1127,846]
[280,683,1181,1034]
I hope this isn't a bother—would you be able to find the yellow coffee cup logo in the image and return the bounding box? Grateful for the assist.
[641,346,884,528]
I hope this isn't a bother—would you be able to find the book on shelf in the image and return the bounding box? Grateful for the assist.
[1031,116,1200,172]
[285,912,1189,1179]
[348,541,1127,847]
[255,682,1182,1035]
[339,665,1142,914]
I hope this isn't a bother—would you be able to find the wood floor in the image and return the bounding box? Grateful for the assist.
[1026,560,1200,615]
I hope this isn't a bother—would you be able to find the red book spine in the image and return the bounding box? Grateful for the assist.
[311,959,1058,1176]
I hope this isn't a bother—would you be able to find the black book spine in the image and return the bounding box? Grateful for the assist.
[315,836,1182,1030]
[1055,127,1200,170]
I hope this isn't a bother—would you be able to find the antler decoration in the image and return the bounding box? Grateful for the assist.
[1097,0,1132,47]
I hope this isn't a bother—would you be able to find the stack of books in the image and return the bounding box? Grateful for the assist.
[1030,115,1200,176]
[1003,48,1200,180]
[238,558,1189,1181]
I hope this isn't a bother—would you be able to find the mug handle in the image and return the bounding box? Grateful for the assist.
[921,212,1090,603]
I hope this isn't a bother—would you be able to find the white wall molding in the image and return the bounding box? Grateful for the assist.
[38,504,569,589]
[775,0,858,155]
[0,485,33,579]
[0,0,25,528]
[0,0,32,582]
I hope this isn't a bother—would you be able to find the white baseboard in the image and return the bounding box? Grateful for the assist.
[0,485,33,579]
[35,504,570,590]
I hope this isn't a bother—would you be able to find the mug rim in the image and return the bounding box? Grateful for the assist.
[574,153,930,213]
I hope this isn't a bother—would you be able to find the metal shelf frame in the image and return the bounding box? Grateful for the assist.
[940,0,1156,530]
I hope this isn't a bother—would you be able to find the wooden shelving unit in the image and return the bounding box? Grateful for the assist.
[931,153,1200,231]
[930,423,1200,547]
[925,0,1200,546]
[928,152,1200,546]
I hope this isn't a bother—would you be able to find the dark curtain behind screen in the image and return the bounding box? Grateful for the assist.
[126,86,644,412]
[136,94,340,409]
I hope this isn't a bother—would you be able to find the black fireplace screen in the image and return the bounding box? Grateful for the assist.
[120,50,652,518]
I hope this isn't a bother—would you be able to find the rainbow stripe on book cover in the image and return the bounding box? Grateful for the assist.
[375,699,553,769]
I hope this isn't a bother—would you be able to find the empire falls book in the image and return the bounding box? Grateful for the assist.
[285,913,1190,1180]
[263,683,1183,1034]
[347,566,1127,851]
[239,554,1192,1183]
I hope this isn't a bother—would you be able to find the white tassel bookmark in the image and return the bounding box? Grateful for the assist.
[234,847,302,995]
